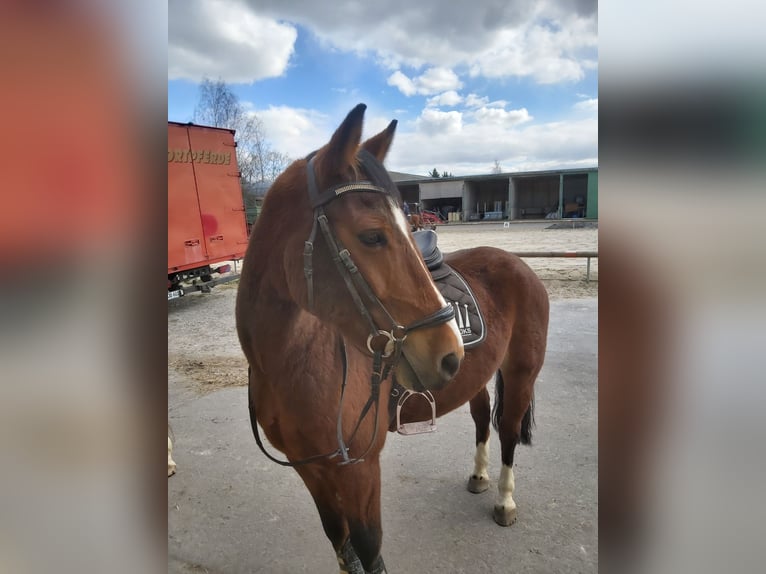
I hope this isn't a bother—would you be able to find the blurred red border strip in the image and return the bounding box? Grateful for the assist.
[0,4,140,268]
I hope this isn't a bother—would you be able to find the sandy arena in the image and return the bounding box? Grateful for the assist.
[169,221,597,394]
[422,222,597,299]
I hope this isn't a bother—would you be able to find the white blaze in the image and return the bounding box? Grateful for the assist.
[389,198,463,350]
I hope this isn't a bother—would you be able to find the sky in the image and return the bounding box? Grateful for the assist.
[168,0,598,178]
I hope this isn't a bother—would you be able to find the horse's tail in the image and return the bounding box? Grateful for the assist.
[491,369,535,445]
[520,397,535,445]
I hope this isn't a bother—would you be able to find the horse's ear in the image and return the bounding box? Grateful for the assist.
[361,119,398,162]
[323,103,366,176]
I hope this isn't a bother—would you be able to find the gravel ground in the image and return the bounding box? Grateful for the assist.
[168,301,598,574]
[168,222,598,572]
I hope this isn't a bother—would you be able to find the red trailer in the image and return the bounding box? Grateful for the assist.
[168,122,248,299]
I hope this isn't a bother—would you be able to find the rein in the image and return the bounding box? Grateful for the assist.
[250,149,455,467]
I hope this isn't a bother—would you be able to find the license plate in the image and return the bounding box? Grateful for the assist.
[167,289,183,300]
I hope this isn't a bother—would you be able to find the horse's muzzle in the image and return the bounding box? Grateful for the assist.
[396,338,463,391]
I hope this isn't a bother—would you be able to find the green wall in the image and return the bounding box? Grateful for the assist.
[586,171,598,219]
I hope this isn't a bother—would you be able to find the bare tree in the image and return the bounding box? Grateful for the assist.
[491,159,502,174]
[193,78,290,183]
[193,78,243,129]
[264,150,291,182]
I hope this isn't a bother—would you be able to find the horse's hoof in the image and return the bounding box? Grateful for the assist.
[467,475,489,493]
[493,505,517,526]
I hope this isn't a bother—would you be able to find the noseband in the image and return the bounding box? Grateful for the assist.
[249,150,455,468]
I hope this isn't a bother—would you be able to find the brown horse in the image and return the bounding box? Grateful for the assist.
[236,104,548,573]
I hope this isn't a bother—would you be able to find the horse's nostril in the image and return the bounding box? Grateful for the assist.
[441,352,461,379]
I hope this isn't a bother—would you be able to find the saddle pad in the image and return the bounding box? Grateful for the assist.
[388,264,486,429]
[432,264,486,349]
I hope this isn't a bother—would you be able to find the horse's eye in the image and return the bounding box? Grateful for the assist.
[358,230,387,247]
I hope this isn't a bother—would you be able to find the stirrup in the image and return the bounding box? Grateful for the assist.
[396,390,437,435]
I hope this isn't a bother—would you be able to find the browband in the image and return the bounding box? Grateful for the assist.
[305,149,399,209]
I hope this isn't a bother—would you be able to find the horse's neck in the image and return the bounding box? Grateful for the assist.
[244,186,343,374]
[242,258,370,405]
[246,276,333,371]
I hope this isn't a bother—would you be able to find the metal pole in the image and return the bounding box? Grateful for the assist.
[558,174,564,219]
[511,251,598,258]
[508,251,598,283]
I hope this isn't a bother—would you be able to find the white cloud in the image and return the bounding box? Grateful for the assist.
[467,16,597,83]
[426,91,463,108]
[417,68,464,94]
[415,109,464,136]
[242,106,404,165]
[387,71,417,96]
[233,102,595,181]
[169,1,597,85]
[168,1,599,178]
[573,98,598,113]
[472,106,533,126]
[388,113,597,176]
[168,0,297,83]
[465,94,489,108]
[388,68,463,96]
[230,0,596,85]
[248,106,331,160]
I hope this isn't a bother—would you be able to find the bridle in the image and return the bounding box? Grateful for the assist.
[303,149,455,357]
[249,149,455,467]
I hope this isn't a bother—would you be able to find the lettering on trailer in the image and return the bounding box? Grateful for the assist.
[168,149,232,165]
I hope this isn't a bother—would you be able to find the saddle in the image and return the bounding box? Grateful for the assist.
[389,230,486,433]
[411,230,486,349]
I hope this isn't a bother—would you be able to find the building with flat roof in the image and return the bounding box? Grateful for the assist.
[394,167,598,221]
